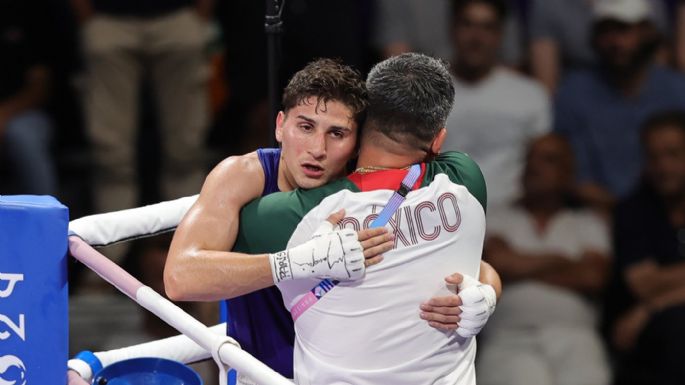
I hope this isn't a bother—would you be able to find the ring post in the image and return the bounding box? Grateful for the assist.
[0,195,69,384]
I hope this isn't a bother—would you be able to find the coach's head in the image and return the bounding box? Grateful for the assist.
[362,53,455,160]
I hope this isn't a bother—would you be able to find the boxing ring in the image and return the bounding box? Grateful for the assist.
[0,195,292,385]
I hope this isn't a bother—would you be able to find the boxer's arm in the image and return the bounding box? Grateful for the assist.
[164,153,271,301]
[477,260,502,299]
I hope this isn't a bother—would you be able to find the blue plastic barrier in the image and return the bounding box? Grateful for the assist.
[0,195,69,385]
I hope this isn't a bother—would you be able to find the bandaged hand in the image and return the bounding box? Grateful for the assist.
[421,273,496,337]
[455,274,497,338]
[269,220,365,283]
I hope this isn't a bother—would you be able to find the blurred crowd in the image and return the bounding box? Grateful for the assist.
[3,0,685,384]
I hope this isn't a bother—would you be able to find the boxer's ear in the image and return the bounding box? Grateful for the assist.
[275,111,286,143]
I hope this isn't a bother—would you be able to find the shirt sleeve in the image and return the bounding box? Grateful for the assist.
[235,180,353,253]
[433,152,488,213]
[234,191,306,254]
[286,210,318,249]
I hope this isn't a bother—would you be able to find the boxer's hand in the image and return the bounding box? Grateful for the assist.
[421,273,496,337]
[269,210,391,283]
[454,273,496,337]
[322,210,393,268]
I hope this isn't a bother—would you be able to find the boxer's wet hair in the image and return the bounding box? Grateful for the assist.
[282,58,368,127]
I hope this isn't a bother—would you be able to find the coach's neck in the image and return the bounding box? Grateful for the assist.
[356,128,446,169]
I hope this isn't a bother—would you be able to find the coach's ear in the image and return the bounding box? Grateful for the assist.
[430,128,447,155]
[275,111,286,143]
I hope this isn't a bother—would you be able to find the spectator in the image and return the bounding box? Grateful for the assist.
[480,133,611,385]
[555,0,685,214]
[0,0,57,195]
[606,110,685,385]
[443,0,550,208]
[529,0,667,93]
[374,0,524,66]
[71,0,213,216]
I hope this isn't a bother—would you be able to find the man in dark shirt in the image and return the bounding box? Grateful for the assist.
[606,110,685,385]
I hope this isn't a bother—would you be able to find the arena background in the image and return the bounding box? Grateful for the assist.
[2,0,685,384]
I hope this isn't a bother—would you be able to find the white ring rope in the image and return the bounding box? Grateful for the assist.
[69,194,198,247]
[97,322,225,369]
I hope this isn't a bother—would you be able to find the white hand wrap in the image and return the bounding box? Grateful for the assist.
[269,221,365,283]
[456,274,497,338]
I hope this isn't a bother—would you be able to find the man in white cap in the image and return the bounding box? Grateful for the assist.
[555,0,685,215]
[527,0,668,93]
[593,0,654,24]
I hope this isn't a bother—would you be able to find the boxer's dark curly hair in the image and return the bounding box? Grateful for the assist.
[282,58,368,127]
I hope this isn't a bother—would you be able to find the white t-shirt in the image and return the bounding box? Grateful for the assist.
[278,174,486,385]
[444,68,550,207]
[485,205,610,330]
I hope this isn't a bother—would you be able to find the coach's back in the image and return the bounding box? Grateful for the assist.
[278,155,486,385]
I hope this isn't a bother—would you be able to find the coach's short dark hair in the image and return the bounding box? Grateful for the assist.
[282,58,368,126]
[451,0,508,23]
[640,109,685,145]
[365,53,455,147]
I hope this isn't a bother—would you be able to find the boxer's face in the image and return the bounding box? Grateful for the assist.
[275,96,358,191]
